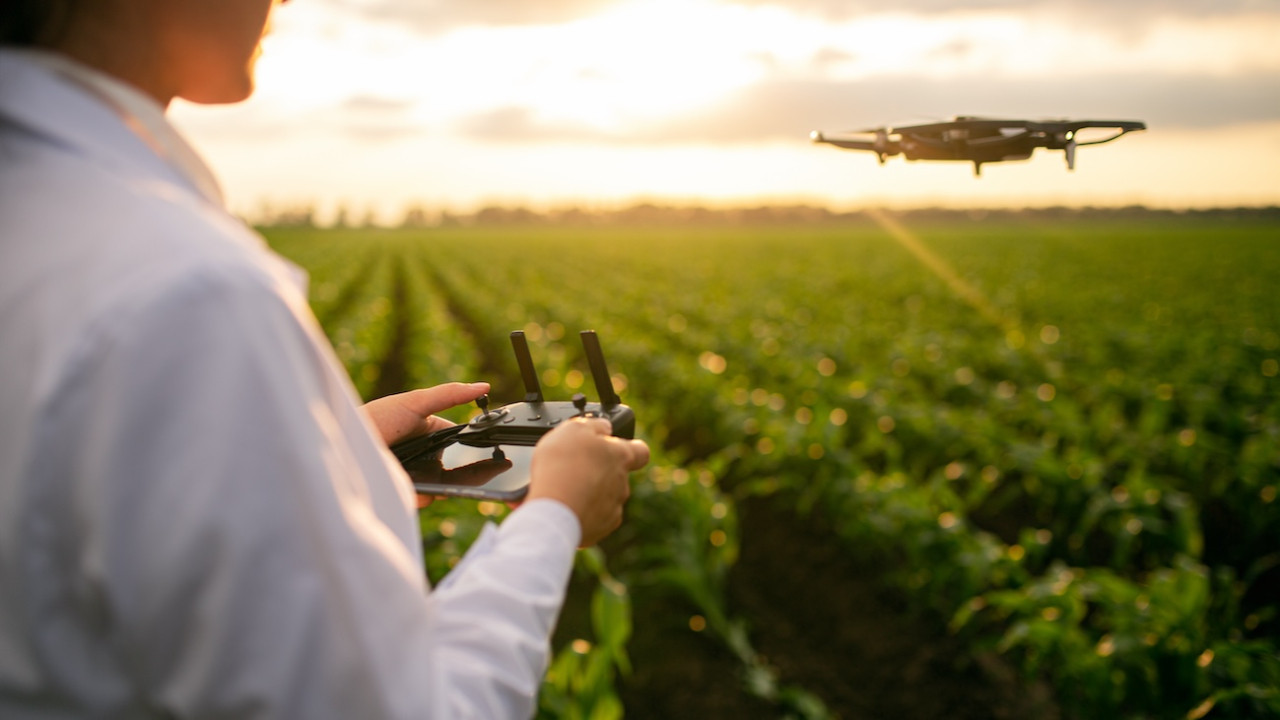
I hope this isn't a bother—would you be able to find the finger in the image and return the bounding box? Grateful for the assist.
[604,436,650,471]
[367,382,487,421]
[624,439,650,470]
[420,416,457,436]
[572,416,614,435]
[542,417,612,444]
[397,382,491,419]
[365,382,490,445]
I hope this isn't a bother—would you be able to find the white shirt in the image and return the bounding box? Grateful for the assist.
[0,50,581,719]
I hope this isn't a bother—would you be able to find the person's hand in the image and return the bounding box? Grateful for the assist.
[526,418,650,547]
[364,382,490,508]
[363,382,490,446]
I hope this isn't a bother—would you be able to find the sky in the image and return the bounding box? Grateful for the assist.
[169,0,1280,222]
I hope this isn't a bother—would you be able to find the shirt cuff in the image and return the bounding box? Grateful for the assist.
[503,498,582,550]
[434,499,581,592]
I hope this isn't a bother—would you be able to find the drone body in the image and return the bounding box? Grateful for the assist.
[811,117,1146,176]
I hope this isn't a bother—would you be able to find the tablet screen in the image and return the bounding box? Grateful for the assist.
[404,442,535,500]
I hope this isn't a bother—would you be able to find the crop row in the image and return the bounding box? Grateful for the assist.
[265,217,1280,719]
[264,230,640,717]
[419,220,1279,718]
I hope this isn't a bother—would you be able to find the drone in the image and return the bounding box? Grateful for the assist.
[810,117,1146,176]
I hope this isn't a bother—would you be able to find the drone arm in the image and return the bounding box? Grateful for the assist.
[812,135,882,152]
[1073,129,1129,147]
[1068,122,1146,146]
[817,139,880,151]
[811,131,901,159]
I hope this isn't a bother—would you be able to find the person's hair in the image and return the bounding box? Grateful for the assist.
[1,0,78,47]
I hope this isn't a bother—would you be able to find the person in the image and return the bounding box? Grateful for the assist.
[0,1,649,717]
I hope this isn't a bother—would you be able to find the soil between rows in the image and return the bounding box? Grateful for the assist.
[602,492,1061,719]
[371,260,412,401]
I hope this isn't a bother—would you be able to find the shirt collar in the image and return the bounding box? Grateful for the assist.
[15,49,226,208]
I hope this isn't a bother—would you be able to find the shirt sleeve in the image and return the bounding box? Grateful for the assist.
[37,260,581,719]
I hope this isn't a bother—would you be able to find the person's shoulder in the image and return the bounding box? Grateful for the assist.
[8,129,288,292]
[19,148,265,264]
[0,146,304,381]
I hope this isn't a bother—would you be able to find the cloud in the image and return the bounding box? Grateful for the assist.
[320,0,1279,36]
[457,73,1280,145]
[461,106,598,142]
[340,95,415,113]
[658,74,1280,141]
[335,95,423,141]
[331,0,620,32]
[725,0,1278,21]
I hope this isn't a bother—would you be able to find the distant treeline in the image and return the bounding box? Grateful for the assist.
[255,202,1280,229]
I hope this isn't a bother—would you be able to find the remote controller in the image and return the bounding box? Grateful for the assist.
[391,330,635,501]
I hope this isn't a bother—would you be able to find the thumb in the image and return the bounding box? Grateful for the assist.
[622,438,650,470]
[393,382,491,419]
[365,382,490,445]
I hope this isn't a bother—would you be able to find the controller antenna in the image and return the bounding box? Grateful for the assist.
[581,330,621,410]
[510,331,544,403]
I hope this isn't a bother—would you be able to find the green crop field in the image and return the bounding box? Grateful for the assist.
[264,210,1280,719]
